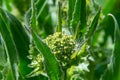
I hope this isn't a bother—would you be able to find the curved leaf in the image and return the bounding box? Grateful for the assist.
[101,14,120,80]
[0,10,19,80]
[109,14,120,80]
[56,1,62,32]
[85,9,101,40]
[80,0,86,33]
[5,11,32,77]
[0,8,39,80]
[69,0,86,40]
[32,31,62,80]
[68,0,76,28]
[25,0,54,36]
[70,0,81,34]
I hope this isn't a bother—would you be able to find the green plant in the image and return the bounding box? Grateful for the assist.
[0,0,120,80]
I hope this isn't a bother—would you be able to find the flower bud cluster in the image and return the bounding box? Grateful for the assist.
[44,32,75,68]
[28,44,44,76]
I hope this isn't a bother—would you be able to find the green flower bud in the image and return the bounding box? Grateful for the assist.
[44,32,75,69]
[28,44,44,77]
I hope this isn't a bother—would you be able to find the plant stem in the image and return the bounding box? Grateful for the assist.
[56,1,62,32]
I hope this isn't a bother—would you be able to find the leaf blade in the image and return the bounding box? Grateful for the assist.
[0,8,40,80]
[85,9,101,40]
[0,9,19,80]
[68,0,76,28]
[109,14,120,80]
[5,11,32,78]
[101,14,120,80]
[70,0,81,34]
[32,31,62,80]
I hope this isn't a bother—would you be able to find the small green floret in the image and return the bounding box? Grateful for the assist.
[28,32,76,76]
[44,32,75,68]
[28,44,44,76]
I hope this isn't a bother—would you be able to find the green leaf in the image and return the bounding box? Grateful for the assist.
[36,0,54,36]
[25,0,54,36]
[101,14,120,80]
[70,0,81,34]
[5,11,32,77]
[30,0,37,33]
[37,5,54,36]
[80,0,86,33]
[13,0,30,15]
[4,0,12,11]
[69,0,86,40]
[24,9,31,27]
[32,31,62,80]
[109,14,120,80]
[25,0,47,27]
[85,9,101,40]
[68,0,76,28]
[36,0,47,19]
[6,69,14,80]
[0,43,7,66]
[0,8,40,80]
[0,9,19,80]
[68,0,86,39]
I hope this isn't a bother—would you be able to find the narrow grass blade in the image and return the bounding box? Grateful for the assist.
[85,9,101,40]
[68,0,76,28]
[25,0,47,27]
[32,31,62,80]
[68,0,87,39]
[36,0,47,19]
[36,0,54,35]
[0,8,40,80]
[0,10,19,80]
[56,1,62,32]
[80,0,86,33]
[70,0,81,34]
[30,0,37,33]
[25,0,54,36]
[109,14,120,80]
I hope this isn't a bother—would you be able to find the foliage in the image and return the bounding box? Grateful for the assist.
[0,0,120,80]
